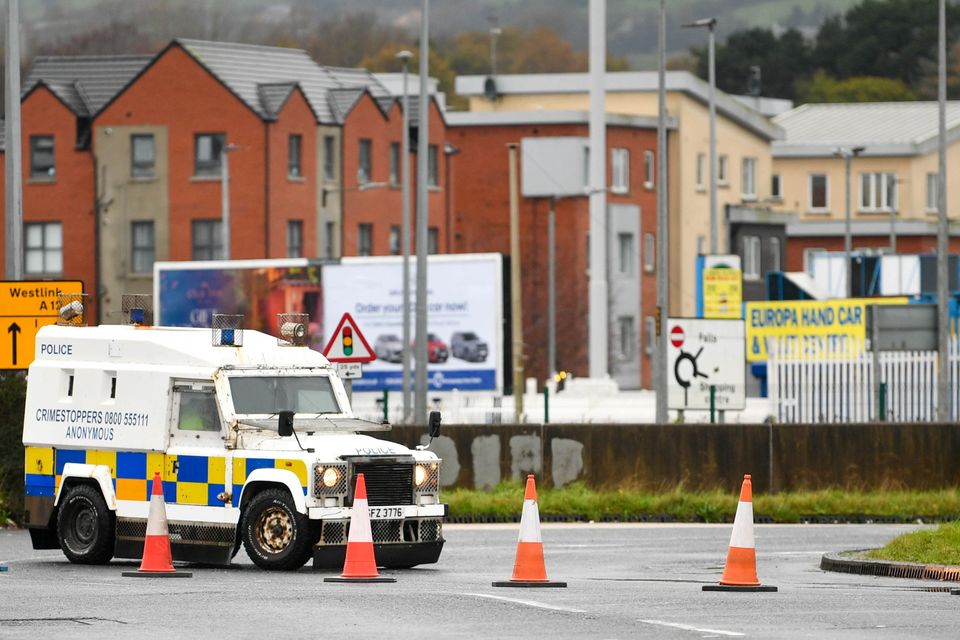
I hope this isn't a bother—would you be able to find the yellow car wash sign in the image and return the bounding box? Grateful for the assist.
[0,280,83,370]
[745,297,907,362]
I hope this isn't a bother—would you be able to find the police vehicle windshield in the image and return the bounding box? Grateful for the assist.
[229,376,340,415]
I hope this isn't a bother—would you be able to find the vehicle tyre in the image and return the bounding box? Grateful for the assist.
[241,489,314,571]
[57,483,115,565]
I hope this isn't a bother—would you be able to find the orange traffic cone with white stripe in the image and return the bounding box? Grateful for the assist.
[493,475,566,588]
[122,472,191,578]
[324,473,396,583]
[703,474,776,592]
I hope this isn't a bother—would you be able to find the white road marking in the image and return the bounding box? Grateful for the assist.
[466,593,586,613]
[638,619,745,637]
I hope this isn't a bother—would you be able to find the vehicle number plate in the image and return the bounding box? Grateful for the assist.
[368,506,403,519]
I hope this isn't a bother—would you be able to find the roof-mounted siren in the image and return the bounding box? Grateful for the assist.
[121,293,153,326]
[56,292,88,326]
[277,312,309,347]
[483,75,499,102]
[212,314,244,347]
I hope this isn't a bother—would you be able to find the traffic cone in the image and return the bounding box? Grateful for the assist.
[122,472,191,578]
[703,474,776,592]
[325,473,396,583]
[493,475,566,588]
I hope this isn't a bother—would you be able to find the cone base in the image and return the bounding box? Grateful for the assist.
[324,576,397,583]
[702,584,777,592]
[122,570,193,578]
[492,580,567,588]
[951,588,960,595]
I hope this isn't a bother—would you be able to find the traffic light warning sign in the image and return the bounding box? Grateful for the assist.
[322,312,376,363]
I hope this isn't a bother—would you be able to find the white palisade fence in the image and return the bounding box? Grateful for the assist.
[768,337,959,423]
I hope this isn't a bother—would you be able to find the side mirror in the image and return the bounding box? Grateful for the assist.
[278,410,294,437]
[428,411,442,439]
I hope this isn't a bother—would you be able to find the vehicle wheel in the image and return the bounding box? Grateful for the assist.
[57,484,115,565]
[241,489,314,571]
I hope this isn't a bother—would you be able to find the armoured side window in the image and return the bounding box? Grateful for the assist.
[176,389,220,432]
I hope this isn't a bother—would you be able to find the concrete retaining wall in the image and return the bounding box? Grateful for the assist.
[384,423,960,492]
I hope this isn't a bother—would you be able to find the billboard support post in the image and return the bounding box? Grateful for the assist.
[508,143,524,422]
[414,0,430,424]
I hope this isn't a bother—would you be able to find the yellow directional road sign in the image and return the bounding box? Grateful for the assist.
[0,280,83,370]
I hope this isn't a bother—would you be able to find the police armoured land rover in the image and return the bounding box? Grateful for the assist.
[21,300,445,571]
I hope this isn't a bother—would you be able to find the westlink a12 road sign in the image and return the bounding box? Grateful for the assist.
[322,312,376,363]
[0,280,84,370]
[666,318,746,411]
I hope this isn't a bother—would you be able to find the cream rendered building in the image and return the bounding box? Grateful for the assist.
[771,102,960,274]
[455,71,783,316]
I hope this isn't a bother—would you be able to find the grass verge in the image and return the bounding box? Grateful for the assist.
[446,482,960,524]
[866,521,960,565]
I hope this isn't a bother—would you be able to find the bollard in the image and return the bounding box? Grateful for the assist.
[382,388,389,423]
[544,386,550,424]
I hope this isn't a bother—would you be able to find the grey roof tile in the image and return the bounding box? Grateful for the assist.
[22,54,153,116]
[257,82,297,119]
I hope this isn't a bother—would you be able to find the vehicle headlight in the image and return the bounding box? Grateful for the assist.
[314,463,347,497]
[323,467,340,488]
[414,464,428,487]
[414,462,439,492]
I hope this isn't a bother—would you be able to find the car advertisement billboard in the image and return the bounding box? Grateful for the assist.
[154,259,327,350]
[322,254,503,393]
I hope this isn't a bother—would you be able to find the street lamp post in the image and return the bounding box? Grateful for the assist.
[220,143,240,260]
[655,0,669,424]
[834,146,864,296]
[414,0,430,424]
[937,0,949,422]
[396,49,413,424]
[683,18,718,255]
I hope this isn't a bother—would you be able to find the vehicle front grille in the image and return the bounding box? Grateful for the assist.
[371,519,403,543]
[351,463,413,506]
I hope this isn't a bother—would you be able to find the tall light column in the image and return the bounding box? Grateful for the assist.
[5,0,22,280]
[655,0,669,424]
[834,146,864,296]
[414,0,430,423]
[683,18,718,254]
[588,0,608,379]
[937,0,950,422]
[396,49,413,424]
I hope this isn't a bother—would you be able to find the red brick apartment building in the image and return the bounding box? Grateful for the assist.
[447,111,660,389]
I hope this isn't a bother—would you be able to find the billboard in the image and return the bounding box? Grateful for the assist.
[154,259,327,349]
[700,254,743,319]
[322,254,503,393]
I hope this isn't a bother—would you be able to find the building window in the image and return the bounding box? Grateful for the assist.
[771,173,782,199]
[809,174,829,212]
[645,316,655,357]
[323,135,336,181]
[194,133,225,176]
[131,221,155,273]
[288,134,302,178]
[428,227,439,254]
[859,172,897,212]
[389,142,400,186]
[357,223,372,256]
[191,220,223,260]
[927,172,939,213]
[325,221,335,258]
[389,225,401,255]
[427,144,438,187]
[643,233,655,273]
[24,222,62,274]
[131,134,155,178]
[618,316,635,360]
[803,247,825,274]
[770,237,781,272]
[718,154,728,185]
[611,148,629,194]
[741,157,757,200]
[743,235,761,280]
[643,150,654,189]
[29,135,55,179]
[618,232,634,275]
[358,139,372,185]
[696,153,705,189]
[287,220,303,258]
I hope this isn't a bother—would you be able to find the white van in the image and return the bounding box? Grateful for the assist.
[21,308,445,571]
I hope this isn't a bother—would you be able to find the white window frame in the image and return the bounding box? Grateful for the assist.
[718,154,728,185]
[771,173,782,200]
[741,157,757,200]
[926,172,938,213]
[357,223,373,256]
[358,139,372,185]
[618,315,636,360]
[131,221,155,274]
[643,233,655,273]
[643,150,654,189]
[611,148,630,194]
[743,235,761,281]
[808,173,830,213]
[618,232,634,276]
[24,222,63,275]
[858,172,897,212]
[286,220,303,258]
[770,237,781,273]
[644,316,655,357]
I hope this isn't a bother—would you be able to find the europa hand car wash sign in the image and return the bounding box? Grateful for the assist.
[322,254,503,392]
[744,297,908,362]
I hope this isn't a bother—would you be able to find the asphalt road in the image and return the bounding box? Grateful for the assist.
[1,523,958,639]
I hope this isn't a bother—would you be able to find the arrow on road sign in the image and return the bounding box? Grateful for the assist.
[7,322,20,366]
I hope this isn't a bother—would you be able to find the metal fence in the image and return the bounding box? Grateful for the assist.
[767,337,958,423]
